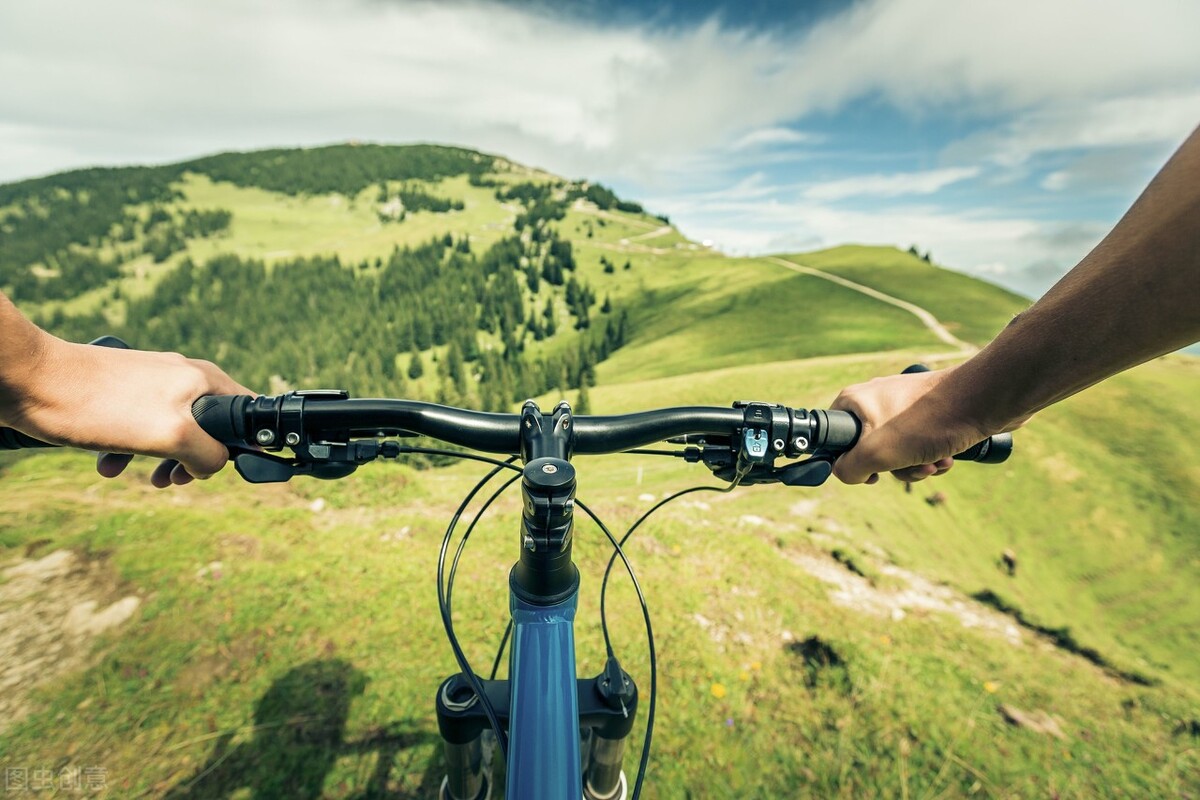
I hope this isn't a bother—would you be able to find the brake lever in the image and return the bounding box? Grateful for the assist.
[233,450,299,484]
[775,457,834,487]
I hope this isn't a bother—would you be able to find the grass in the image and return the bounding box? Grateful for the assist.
[2,156,1197,798]
[2,349,1197,798]
[592,254,947,383]
[784,245,1030,345]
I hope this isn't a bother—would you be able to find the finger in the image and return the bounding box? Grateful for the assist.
[865,473,879,485]
[892,463,939,483]
[170,462,195,485]
[832,442,887,485]
[96,452,134,478]
[175,434,229,480]
[150,459,179,488]
[932,457,955,476]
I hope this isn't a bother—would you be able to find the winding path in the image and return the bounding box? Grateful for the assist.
[766,256,976,354]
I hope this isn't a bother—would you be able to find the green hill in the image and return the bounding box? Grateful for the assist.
[1,144,1196,798]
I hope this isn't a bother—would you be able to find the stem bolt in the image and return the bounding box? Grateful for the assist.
[541,463,558,474]
[773,438,785,452]
[255,429,276,446]
[284,432,301,446]
[794,436,809,451]
[523,534,536,551]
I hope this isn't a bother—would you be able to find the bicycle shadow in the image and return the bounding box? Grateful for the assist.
[164,659,444,799]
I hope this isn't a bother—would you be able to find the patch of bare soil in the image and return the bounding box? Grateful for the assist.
[0,550,141,734]
[784,550,1024,645]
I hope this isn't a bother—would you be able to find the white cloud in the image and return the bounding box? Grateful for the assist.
[0,0,1194,299]
[1041,171,1069,192]
[804,167,981,201]
[647,191,1109,299]
[948,90,1200,168]
[730,127,817,150]
[2,0,1198,182]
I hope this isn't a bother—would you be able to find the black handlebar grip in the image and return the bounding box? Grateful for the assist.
[898,363,1012,463]
[813,409,861,451]
[192,395,251,447]
[0,429,54,450]
[953,432,1013,464]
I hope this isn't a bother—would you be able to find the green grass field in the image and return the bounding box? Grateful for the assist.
[2,152,1197,798]
[2,350,1197,798]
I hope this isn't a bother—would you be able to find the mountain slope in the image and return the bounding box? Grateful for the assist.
[1,145,1197,799]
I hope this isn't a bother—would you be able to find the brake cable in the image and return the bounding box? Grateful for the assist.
[436,454,521,758]
[463,485,659,800]
[600,466,748,657]
[576,498,657,800]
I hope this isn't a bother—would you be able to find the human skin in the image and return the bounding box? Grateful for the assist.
[832,125,1200,485]
[0,293,252,487]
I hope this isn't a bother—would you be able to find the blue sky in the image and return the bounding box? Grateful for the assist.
[2,0,1198,298]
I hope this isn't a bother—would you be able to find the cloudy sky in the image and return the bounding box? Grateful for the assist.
[2,0,1198,297]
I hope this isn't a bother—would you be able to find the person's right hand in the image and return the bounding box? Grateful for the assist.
[2,336,253,488]
[829,366,1002,485]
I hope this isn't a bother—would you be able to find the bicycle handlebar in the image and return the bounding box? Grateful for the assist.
[187,392,1011,463]
[0,392,1012,466]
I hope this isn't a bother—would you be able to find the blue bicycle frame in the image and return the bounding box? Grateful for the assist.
[435,403,635,800]
[507,592,582,798]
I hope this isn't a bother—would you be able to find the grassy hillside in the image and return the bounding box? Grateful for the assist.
[1,145,1197,798]
[782,245,1029,346]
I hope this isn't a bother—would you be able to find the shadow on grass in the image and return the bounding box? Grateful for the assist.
[165,659,444,799]
[971,589,1156,686]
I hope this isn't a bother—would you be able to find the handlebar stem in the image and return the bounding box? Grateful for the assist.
[512,401,581,605]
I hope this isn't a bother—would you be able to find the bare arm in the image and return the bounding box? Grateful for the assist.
[833,125,1200,484]
[0,292,251,486]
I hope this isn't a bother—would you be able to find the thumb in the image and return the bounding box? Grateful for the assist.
[179,363,256,479]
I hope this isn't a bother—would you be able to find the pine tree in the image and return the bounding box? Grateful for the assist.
[445,341,465,391]
[407,346,424,379]
[575,376,591,415]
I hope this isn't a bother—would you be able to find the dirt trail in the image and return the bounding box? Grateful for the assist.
[622,225,673,243]
[0,550,141,733]
[783,550,1023,645]
[767,256,976,353]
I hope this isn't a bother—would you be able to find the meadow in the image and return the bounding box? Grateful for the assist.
[1,146,1197,798]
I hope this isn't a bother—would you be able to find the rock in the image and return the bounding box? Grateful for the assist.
[196,561,224,581]
[789,500,820,517]
[309,498,327,513]
[63,596,141,636]
[3,549,75,582]
[997,704,1066,739]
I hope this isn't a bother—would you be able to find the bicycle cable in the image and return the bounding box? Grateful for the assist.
[446,472,522,614]
[436,453,522,759]
[599,468,747,657]
[575,498,656,800]
[488,620,514,681]
[407,442,678,797]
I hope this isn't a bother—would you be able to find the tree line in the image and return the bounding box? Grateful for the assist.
[1,145,497,302]
[37,233,630,412]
